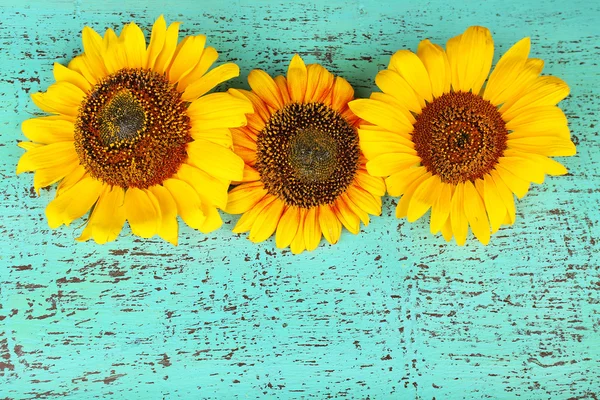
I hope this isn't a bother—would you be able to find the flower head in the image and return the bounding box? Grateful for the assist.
[349,26,576,245]
[226,55,385,254]
[17,16,252,245]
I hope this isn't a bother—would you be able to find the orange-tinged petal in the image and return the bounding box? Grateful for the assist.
[318,205,342,245]
[305,64,334,103]
[248,199,285,243]
[303,207,322,252]
[287,54,308,103]
[275,205,300,249]
[330,76,354,113]
[232,195,276,233]
[248,69,284,109]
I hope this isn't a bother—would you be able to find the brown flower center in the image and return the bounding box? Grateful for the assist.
[412,91,508,184]
[74,68,191,189]
[256,102,359,208]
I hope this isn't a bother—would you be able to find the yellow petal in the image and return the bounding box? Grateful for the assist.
[53,62,91,93]
[67,55,97,85]
[187,139,244,181]
[146,15,167,69]
[163,178,205,230]
[463,180,490,245]
[385,166,428,197]
[449,182,468,246]
[416,39,451,98]
[348,99,413,134]
[490,170,516,224]
[187,92,252,130]
[483,174,507,233]
[182,63,240,101]
[407,174,441,223]
[505,105,568,133]
[16,141,77,174]
[504,150,568,176]
[46,176,103,228]
[368,92,416,125]
[168,35,206,83]
[483,37,532,105]
[359,135,416,160]
[388,50,433,104]
[375,69,422,114]
[21,117,74,144]
[121,22,147,69]
[286,54,308,103]
[248,198,285,243]
[31,82,85,117]
[77,186,126,244]
[148,185,179,245]
[501,76,570,121]
[446,26,494,94]
[177,47,219,91]
[441,216,454,242]
[494,164,530,199]
[498,157,545,184]
[190,127,233,148]
[248,69,284,109]
[198,203,223,234]
[488,57,545,107]
[275,205,300,249]
[176,163,228,209]
[101,28,127,74]
[430,182,453,234]
[395,171,431,219]
[57,165,87,196]
[303,207,322,252]
[507,136,576,157]
[124,187,161,238]
[152,21,181,74]
[81,26,108,80]
[32,158,79,194]
[226,181,268,214]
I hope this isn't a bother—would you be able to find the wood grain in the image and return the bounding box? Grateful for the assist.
[0,0,598,398]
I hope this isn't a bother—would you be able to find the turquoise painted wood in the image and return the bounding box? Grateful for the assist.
[1,0,598,398]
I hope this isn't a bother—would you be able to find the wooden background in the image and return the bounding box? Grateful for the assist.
[1,0,598,398]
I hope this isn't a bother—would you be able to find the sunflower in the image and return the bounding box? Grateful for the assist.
[224,55,385,254]
[16,16,252,245]
[348,26,576,245]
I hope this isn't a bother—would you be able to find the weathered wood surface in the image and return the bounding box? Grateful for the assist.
[0,0,598,398]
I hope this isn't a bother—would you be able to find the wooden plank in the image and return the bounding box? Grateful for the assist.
[0,0,598,398]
